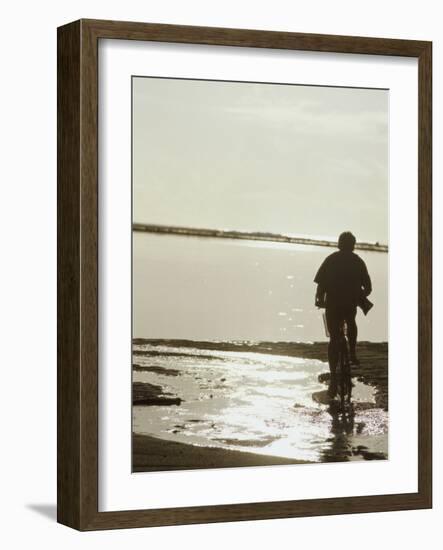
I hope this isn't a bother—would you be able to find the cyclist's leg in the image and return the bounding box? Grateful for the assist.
[345,306,358,364]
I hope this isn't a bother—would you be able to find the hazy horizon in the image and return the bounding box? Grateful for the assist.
[133,77,388,244]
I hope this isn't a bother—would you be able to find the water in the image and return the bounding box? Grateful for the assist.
[132,233,388,464]
[133,342,388,463]
[133,233,388,342]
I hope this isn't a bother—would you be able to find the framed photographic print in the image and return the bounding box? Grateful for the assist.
[57,19,432,530]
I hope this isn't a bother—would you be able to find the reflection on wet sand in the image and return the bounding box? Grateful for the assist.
[132,339,388,472]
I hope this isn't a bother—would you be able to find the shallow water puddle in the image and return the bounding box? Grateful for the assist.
[133,343,388,463]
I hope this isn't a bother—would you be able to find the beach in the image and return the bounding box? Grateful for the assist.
[132,339,388,472]
[133,434,306,472]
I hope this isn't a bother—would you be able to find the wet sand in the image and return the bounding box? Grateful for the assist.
[132,339,388,471]
[133,433,307,472]
[133,339,388,409]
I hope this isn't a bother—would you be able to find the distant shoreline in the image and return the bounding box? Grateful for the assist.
[133,223,388,253]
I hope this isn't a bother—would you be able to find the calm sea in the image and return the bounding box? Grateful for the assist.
[133,233,388,342]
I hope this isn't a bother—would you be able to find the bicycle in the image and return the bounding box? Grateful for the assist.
[336,319,353,412]
[320,311,353,412]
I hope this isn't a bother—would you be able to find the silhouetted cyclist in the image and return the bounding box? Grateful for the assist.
[314,232,372,396]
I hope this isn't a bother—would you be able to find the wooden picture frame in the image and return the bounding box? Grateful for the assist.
[57,19,432,530]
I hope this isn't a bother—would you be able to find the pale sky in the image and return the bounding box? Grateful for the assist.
[133,77,388,244]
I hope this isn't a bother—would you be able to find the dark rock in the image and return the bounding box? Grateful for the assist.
[132,364,180,376]
[132,381,182,406]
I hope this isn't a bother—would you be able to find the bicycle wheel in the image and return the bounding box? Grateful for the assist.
[338,337,347,410]
[342,339,352,405]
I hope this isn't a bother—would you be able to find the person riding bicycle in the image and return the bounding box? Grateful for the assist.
[314,231,372,397]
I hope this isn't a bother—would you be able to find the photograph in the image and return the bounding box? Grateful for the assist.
[131,75,389,473]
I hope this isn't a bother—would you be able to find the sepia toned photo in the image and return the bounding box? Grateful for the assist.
[131,76,388,472]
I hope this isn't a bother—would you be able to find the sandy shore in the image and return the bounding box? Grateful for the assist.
[133,433,307,472]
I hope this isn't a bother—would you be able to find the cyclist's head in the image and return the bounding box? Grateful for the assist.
[338,231,356,252]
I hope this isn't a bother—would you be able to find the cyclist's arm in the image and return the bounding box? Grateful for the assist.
[361,262,372,296]
[314,257,329,307]
[315,284,326,308]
